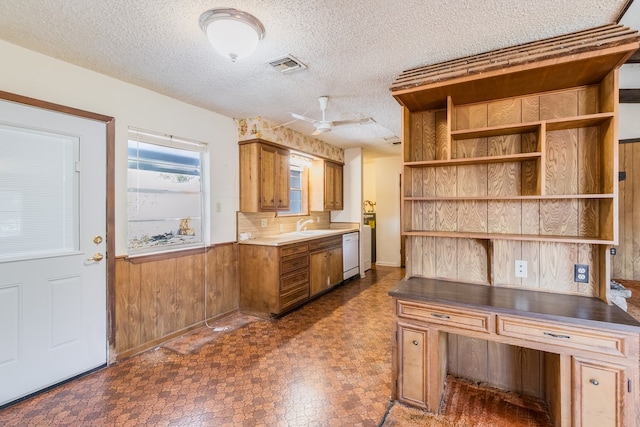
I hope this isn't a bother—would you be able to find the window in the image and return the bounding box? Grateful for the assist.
[127,128,207,253]
[278,153,310,216]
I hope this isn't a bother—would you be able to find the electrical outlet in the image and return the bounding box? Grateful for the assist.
[574,264,589,283]
[515,260,527,278]
[261,219,268,228]
[216,202,222,212]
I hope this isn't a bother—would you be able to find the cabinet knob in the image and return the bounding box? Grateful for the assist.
[590,379,599,386]
[412,340,419,346]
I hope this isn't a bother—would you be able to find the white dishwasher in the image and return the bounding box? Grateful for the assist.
[342,232,359,280]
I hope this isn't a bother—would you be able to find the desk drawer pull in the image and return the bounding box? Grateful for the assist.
[412,340,419,346]
[590,379,599,386]
[544,332,571,339]
[431,313,450,320]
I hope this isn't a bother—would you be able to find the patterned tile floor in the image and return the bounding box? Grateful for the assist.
[0,266,405,427]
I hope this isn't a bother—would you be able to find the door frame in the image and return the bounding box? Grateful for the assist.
[0,90,116,363]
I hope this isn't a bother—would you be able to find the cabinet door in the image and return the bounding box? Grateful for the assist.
[275,148,290,209]
[323,162,343,211]
[259,145,278,210]
[332,163,343,210]
[573,357,625,427]
[328,246,343,286]
[259,145,290,211]
[309,251,329,296]
[398,325,428,408]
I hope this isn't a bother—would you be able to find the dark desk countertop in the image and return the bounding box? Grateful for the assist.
[390,277,640,333]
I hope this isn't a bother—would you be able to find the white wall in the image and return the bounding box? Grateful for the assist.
[374,156,402,267]
[0,40,239,255]
[363,160,376,204]
[331,147,362,223]
[619,64,640,140]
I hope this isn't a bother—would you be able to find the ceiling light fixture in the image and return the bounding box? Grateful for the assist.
[199,8,265,62]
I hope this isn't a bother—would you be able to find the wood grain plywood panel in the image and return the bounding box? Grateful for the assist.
[522,96,541,123]
[539,90,578,120]
[421,236,436,278]
[435,237,457,280]
[578,126,601,194]
[435,110,448,161]
[410,111,424,162]
[156,258,176,338]
[422,111,437,161]
[539,242,578,293]
[613,143,632,278]
[176,253,204,329]
[457,201,487,233]
[486,342,519,394]
[115,258,141,353]
[454,336,489,383]
[577,85,599,116]
[207,244,239,318]
[456,238,488,283]
[521,200,540,235]
[487,98,522,127]
[521,241,541,289]
[140,261,159,343]
[578,199,600,239]
[577,243,597,296]
[546,129,578,195]
[488,201,521,235]
[491,240,521,286]
[540,199,578,237]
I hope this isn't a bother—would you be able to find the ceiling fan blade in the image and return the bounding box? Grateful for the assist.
[311,129,322,136]
[332,117,375,127]
[291,112,317,123]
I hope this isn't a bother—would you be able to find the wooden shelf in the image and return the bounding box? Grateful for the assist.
[404,194,614,201]
[401,230,614,245]
[545,113,614,131]
[451,122,541,139]
[405,152,541,167]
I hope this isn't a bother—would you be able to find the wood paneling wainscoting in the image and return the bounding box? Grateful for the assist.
[114,243,238,360]
[613,140,640,280]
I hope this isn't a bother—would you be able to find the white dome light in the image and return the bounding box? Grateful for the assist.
[199,8,265,62]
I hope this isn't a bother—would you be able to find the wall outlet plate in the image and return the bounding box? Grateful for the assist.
[574,264,589,283]
[515,260,527,278]
[261,219,268,228]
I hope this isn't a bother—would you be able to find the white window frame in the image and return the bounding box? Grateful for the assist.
[127,127,208,255]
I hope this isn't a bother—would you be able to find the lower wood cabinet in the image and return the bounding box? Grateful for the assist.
[239,242,309,317]
[390,278,640,426]
[397,325,428,408]
[309,235,343,297]
[572,357,627,426]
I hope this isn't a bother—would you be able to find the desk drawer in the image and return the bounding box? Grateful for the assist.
[496,315,628,358]
[397,300,491,334]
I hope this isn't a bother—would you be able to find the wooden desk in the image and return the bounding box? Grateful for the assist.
[389,278,640,426]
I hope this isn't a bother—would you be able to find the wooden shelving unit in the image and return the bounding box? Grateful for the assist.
[391,23,640,302]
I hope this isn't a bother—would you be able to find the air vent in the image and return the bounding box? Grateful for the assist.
[383,136,401,145]
[268,55,307,73]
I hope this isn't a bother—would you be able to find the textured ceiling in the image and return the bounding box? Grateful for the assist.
[0,0,635,157]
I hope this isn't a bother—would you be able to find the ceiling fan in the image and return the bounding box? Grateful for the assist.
[291,96,374,135]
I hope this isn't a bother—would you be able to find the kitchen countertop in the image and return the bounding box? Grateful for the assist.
[239,227,359,246]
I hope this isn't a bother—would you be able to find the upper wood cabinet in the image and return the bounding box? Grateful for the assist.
[239,139,290,212]
[310,160,344,211]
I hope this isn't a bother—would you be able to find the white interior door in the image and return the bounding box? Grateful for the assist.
[0,99,107,407]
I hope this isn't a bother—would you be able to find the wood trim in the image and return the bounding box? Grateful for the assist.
[0,90,114,122]
[123,242,237,264]
[616,0,636,24]
[115,309,238,361]
[0,90,117,363]
[619,137,640,144]
[625,50,640,63]
[106,118,116,361]
[238,137,345,165]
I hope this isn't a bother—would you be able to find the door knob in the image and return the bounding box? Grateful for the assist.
[93,236,103,245]
[87,253,104,262]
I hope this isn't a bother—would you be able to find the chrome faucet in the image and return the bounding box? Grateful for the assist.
[296,218,314,232]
